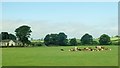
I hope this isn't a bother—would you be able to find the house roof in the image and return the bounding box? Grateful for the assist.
[0,39,11,42]
[0,39,22,43]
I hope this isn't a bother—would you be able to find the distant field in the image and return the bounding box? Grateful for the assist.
[2,46,118,66]
[31,37,119,44]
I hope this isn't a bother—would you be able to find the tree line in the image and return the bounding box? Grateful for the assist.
[0,32,16,40]
[44,33,68,46]
[44,33,112,46]
[0,25,119,46]
[0,25,32,46]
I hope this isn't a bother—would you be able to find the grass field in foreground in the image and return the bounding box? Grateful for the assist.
[2,46,118,66]
[0,48,2,67]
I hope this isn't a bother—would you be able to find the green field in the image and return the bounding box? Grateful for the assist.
[2,46,118,66]
[0,48,2,67]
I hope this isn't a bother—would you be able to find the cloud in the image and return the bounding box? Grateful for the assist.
[1,19,118,39]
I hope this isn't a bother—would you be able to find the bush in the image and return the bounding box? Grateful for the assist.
[70,38,77,46]
[31,42,44,47]
[99,34,111,45]
[92,41,99,45]
[111,40,120,45]
[80,33,93,45]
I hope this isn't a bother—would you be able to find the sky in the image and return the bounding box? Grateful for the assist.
[0,2,118,39]
[1,0,119,2]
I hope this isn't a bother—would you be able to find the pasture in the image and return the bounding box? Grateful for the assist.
[0,48,2,67]
[2,46,118,66]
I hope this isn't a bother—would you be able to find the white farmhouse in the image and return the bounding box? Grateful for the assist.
[0,40,23,47]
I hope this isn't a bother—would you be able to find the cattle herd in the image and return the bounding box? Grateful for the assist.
[61,46,111,52]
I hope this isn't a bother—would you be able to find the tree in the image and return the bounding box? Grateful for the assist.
[0,32,16,40]
[44,34,58,46]
[44,32,68,46]
[0,34,1,41]
[15,25,32,45]
[57,32,68,46]
[50,34,58,45]
[1,32,9,40]
[80,33,93,45]
[92,41,99,45]
[44,34,50,46]
[99,34,111,45]
[115,35,120,37]
[9,34,16,40]
[70,38,77,46]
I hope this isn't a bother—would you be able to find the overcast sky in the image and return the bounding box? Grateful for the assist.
[1,2,118,39]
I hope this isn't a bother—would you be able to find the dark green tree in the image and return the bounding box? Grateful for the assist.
[44,32,68,46]
[15,25,32,45]
[80,33,93,45]
[0,32,16,40]
[70,38,77,46]
[99,34,111,45]
[57,32,68,46]
[9,34,16,40]
[44,34,50,46]
[0,34,1,41]
[44,34,58,46]
[92,41,99,45]
[50,34,58,45]
[1,32,9,40]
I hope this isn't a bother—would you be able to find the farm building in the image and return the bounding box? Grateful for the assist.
[0,40,23,46]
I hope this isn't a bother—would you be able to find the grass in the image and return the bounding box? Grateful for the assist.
[0,48,2,67]
[2,46,118,66]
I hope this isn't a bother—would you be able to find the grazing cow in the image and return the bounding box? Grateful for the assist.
[104,48,111,51]
[69,47,81,51]
[87,47,94,51]
[95,46,104,51]
[101,46,111,50]
[77,48,81,51]
[90,49,94,51]
[61,49,64,51]
[75,47,82,51]
[93,49,98,51]
[95,46,112,51]
[69,48,75,51]
[96,46,102,49]
[101,46,105,49]
[75,47,78,51]
[83,47,91,51]
[68,46,111,52]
